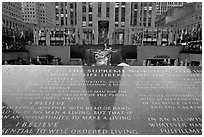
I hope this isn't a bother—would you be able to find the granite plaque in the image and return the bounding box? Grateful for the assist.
[2,66,202,135]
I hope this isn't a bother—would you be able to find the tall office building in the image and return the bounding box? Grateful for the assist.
[22,2,41,25]
[155,2,184,17]
[52,2,133,45]
[22,2,55,26]
[2,2,23,21]
[130,2,156,27]
[35,2,158,45]
[55,2,77,26]
[39,2,56,26]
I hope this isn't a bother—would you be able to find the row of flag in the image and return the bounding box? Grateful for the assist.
[10,24,200,45]
[131,26,202,45]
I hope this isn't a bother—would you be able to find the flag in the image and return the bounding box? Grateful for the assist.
[92,29,94,40]
[180,29,183,41]
[68,29,70,35]
[157,29,162,46]
[112,32,115,44]
[20,30,24,38]
[107,30,110,39]
[168,30,173,45]
[102,29,105,38]
[39,29,42,37]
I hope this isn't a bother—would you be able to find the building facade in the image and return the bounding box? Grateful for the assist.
[155,2,184,17]
[33,2,157,45]
[2,2,23,21]
[39,2,56,26]
[155,4,195,27]
[22,2,55,26]
[22,2,41,25]
[130,2,156,27]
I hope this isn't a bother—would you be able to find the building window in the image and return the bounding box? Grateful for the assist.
[134,3,138,9]
[121,7,125,22]
[106,2,110,18]
[82,22,86,27]
[89,2,93,12]
[75,3,77,25]
[134,8,137,26]
[56,16,59,20]
[70,3,73,9]
[143,18,147,22]
[89,23,92,27]
[121,22,125,27]
[149,10,152,14]
[66,17,68,25]
[82,2,86,12]
[89,14,92,21]
[82,15,86,22]
[61,19,64,26]
[98,2,101,17]
[60,8,64,14]
[143,23,146,26]
[70,12,74,25]
[115,7,119,22]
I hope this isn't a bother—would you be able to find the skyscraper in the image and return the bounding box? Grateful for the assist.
[22,2,41,25]
[39,2,56,26]
[55,2,77,26]
[52,2,157,45]
[22,2,55,26]
[130,2,157,27]
[2,2,23,21]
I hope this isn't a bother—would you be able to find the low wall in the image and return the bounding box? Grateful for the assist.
[137,46,183,65]
[179,53,202,63]
[26,46,70,64]
[71,45,137,59]
[2,51,29,61]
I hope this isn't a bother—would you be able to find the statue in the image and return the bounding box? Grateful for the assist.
[94,44,115,66]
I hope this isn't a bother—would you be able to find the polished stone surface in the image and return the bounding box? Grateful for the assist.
[2,66,202,135]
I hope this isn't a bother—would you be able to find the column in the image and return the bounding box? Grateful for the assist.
[46,28,51,45]
[77,2,83,45]
[124,2,131,45]
[93,2,98,45]
[109,2,115,45]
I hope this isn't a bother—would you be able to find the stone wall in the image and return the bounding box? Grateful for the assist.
[26,46,71,65]
[179,53,202,63]
[137,46,183,65]
[2,51,29,61]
